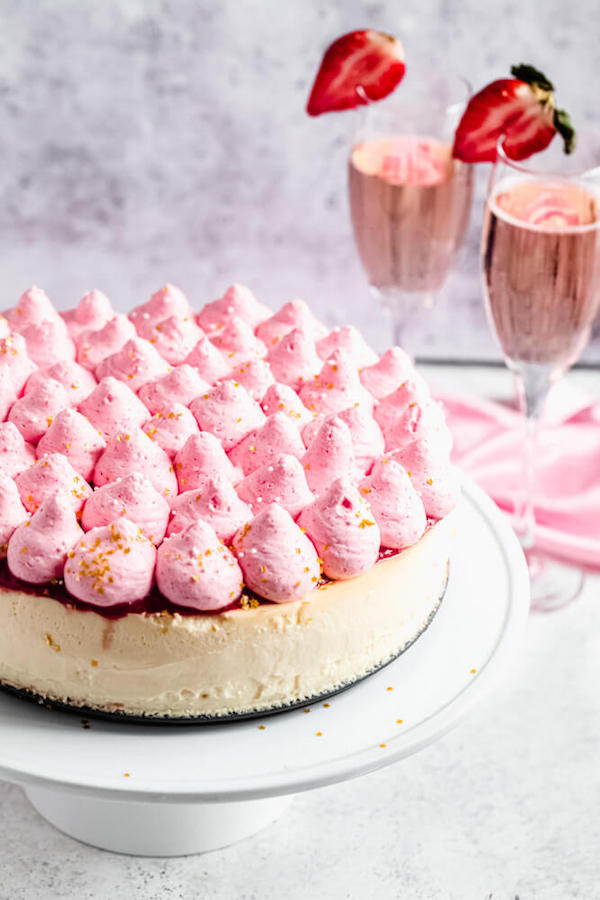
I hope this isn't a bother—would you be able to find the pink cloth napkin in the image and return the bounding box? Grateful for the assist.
[432,382,600,569]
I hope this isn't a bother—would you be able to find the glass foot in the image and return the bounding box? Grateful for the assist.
[525,550,585,613]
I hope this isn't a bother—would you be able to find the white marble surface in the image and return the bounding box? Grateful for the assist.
[0,0,599,361]
[0,365,598,900]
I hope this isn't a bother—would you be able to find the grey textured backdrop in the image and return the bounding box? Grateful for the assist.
[1,0,599,361]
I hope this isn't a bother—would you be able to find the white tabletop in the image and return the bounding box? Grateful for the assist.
[1,364,598,900]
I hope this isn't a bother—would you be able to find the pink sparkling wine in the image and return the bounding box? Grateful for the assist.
[348,136,473,291]
[482,179,600,370]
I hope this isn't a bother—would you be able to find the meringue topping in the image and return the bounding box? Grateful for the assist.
[64,518,156,608]
[82,472,170,544]
[359,347,418,400]
[15,452,92,514]
[142,402,200,459]
[129,284,193,331]
[389,439,460,519]
[25,360,97,405]
[95,336,169,391]
[174,431,243,492]
[359,458,426,549]
[302,406,384,473]
[36,408,107,480]
[228,411,306,477]
[0,367,17,421]
[60,289,114,340]
[298,350,374,416]
[167,476,252,543]
[76,314,137,371]
[298,478,380,580]
[225,359,275,401]
[0,470,28,552]
[183,333,231,383]
[316,325,378,368]
[8,378,70,443]
[190,381,265,452]
[4,286,59,331]
[0,422,36,478]
[255,299,328,347]
[20,319,76,368]
[266,327,322,389]
[260,382,313,427]
[208,315,267,365]
[93,428,177,497]
[197,283,271,334]
[140,314,203,365]
[301,416,361,495]
[78,376,150,436]
[236,454,314,518]
[7,494,84,584]
[138,364,209,415]
[0,333,37,395]
[232,503,321,602]
[156,520,243,612]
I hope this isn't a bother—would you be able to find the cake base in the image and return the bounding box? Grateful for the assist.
[0,566,447,724]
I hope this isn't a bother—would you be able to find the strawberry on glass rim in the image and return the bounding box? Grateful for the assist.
[452,64,575,163]
[306,29,405,116]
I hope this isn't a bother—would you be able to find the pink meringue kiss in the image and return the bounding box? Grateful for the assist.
[298,350,374,416]
[236,454,314,518]
[228,411,306,476]
[208,316,267,365]
[129,284,193,332]
[82,472,170,544]
[8,378,70,443]
[7,494,84,584]
[232,503,321,602]
[0,334,37,395]
[197,284,271,334]
[25,360,97,405]
[76,314,137,371]
[359,347,418,400]
[0,422,36,477]
[20,319,76,368]
[359,459,426,549]
[64,519,156,608]
[266,327,322,390]
[190,381,265,452]
[139,315,203,365]
[138,364,209,415]
[301,416,361,495]
[93,428,177,498]
[0,367,17,421]
[298,478,380,580]
[183,334,231,384]
[95,337,169,392]
[60,289,114,340]
[15,453,92,514]
[260,383,313,427]
[78,377,150,436]
[317,325,378,368]
[302,406,384,473]
[373,378,431,435]
[226,359,275,401]
[255,299,328,347]
[174,432,242,492]
[167,476,252,542]
[0,470,28,552]
[4,286,59,331]
[156,520,243,612]
[142,403,199,459]
[379,400,453,456]
[37,408,107,480]
[389,440,460,519]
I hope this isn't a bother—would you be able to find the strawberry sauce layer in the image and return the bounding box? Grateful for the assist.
[0,284,457,615]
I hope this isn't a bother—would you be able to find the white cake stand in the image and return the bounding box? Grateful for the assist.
[0,478,529,856]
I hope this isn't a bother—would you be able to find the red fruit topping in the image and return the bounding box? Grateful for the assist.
[306,29,405,117]
[453,64,575,163]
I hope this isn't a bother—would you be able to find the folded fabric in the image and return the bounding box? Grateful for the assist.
[432,381,600,570]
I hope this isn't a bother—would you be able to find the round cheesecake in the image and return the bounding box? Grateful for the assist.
[0,283,460,720]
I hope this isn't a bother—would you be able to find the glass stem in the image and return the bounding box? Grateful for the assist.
[376,287,434,355]
[513,363,553,551]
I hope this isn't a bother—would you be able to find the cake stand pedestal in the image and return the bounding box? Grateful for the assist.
[0,480,529,857]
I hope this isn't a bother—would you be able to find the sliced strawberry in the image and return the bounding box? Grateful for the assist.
[306,30,405,117]
[453,64,575,163]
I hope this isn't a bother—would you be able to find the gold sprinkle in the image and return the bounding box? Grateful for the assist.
[315,731,323,737]
[386,686,393,692]
[470,668,477,674]
[258,725,265,731]
[379,743,387,749]
[396,719,403,724]
[91,659,98,667]
[323,703,330,709]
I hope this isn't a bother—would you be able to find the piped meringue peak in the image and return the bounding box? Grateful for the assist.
[156,520,243,612]
[233,503,321,603]
[167,476,252,543]
[64,519,156,608]
[298,478,380,580]
[197,283,271,334]
[190,381,265,452]
[228,411,305,476]
[360,459,426,549]
[298,350,374,416]
[174,432,242,492]
[236,454,314,518]
[82,472,170,544]
[7,494,83,584]
[0,284,457,612]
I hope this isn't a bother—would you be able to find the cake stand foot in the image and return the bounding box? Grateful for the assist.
[24,786,294,856]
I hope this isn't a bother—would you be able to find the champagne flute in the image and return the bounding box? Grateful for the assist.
[481,133,600,610]
[348,70,474,349]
